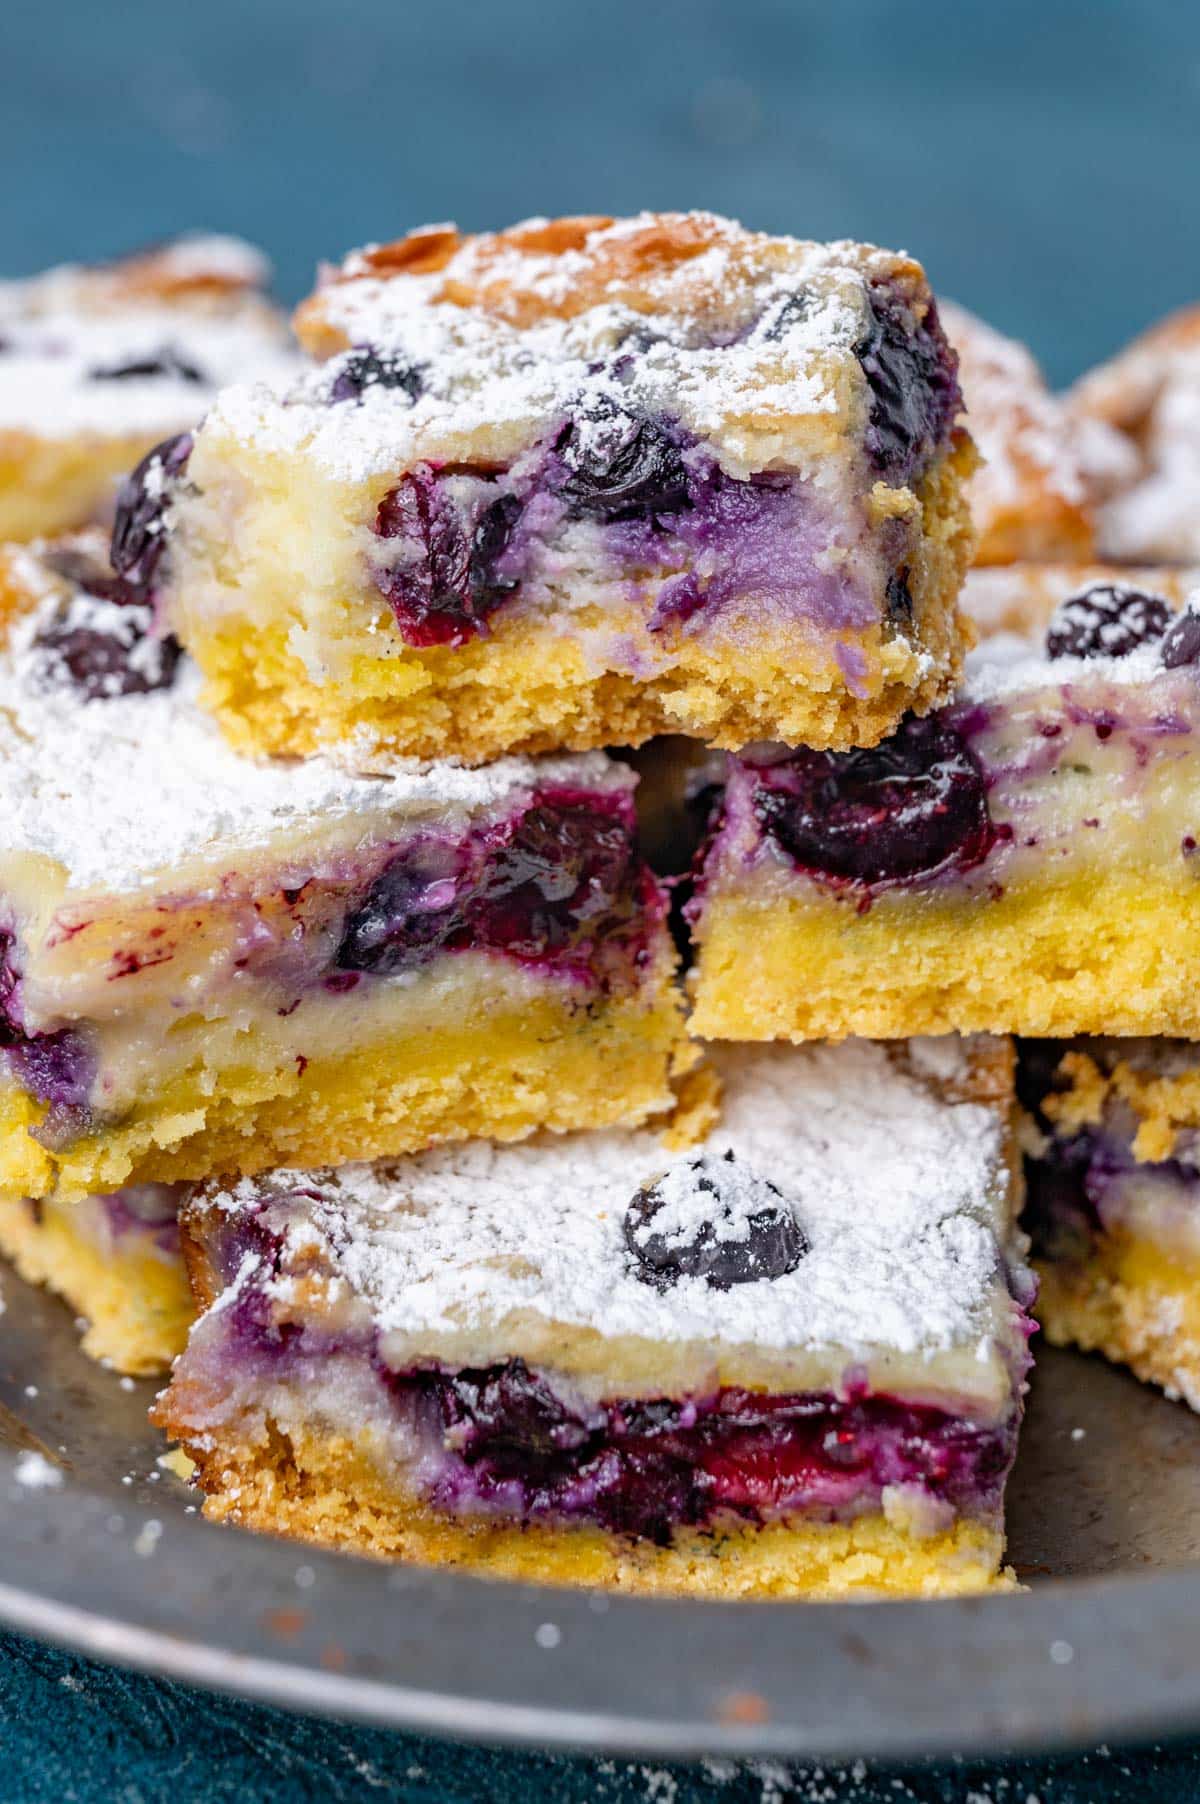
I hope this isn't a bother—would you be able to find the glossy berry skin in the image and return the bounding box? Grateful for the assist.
[1045,583,1171,661]
[335,795,646,979]
[1161,605,1200,670]
[89,344,206,384]
[751,714,995,889]
[855,282,961,486]
[557,403,691,521]
[624,1149,808,1291]
[395,1355,1014,1544]
[330,347,424,404]
[110,431,193,594]
[374,472,521,647]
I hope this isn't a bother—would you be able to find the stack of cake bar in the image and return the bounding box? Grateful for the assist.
[2,213,1197,1602]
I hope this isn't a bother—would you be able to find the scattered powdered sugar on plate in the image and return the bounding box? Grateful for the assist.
[210,1040,1022,1365]
[13,1449,63,1489]
[0,559,627,891]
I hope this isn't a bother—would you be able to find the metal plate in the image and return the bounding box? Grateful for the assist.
[3,1264,1200,1763]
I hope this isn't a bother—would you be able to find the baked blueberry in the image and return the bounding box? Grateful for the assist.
[335,844,465,976]
[474,800,637,960]
[1045,583,1171,661]
[759,288,814,341]
[330,347,424,404]
[557,403,691,521]
[374,472,522,646]
[855,282,961,486]
[110,431,193,594]
[40,546,138,607]
[751,715,995,888]
[1161,602,1200,670]
[89,345,207,384]
[624,1149,808,1290]
[885,567,914,623]
[30,599,181,701]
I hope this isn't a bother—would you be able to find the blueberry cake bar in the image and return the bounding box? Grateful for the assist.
[160,211,977,765]
[0,1184,189,1374]
[155,1036,1032,1599]
[0,537,689,1205]
[1020,1038,1200,1411]
[689,577,1200,1042]
[939,302,1133,567]
[1070,304,1200,563]
[0,236,296,543]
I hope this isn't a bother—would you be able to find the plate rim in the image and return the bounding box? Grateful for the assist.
[4,1447,1200,1762]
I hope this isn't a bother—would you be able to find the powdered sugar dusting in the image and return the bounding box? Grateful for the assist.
[1071,308,1200,563]
[961,621,1188,705]
[207,1041,1021,1365]
[0,549,626,891]
[13,1450,62,1490]
[629,1150,787,1255]
[0,305,297,438]
[0,236,296,439]
[203,217,902,486]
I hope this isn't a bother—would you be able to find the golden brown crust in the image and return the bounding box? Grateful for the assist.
[940,300,1097,565]
[296,210,928,350]
[1071,304,1200,432]
[1036,1248,1200,1413]
[0,1196,191,1376]
[8,237,273,317]
[688,869,1200,1043]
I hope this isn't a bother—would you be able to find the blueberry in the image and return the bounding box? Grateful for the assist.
[373,472,522,647]
[1045,583,1171,661]
[31,604,181,702]
[855,282,961,485]
[41,546,138,607]
[752,714,995,888]
[110,431,192,594]
[557,403,691,521]
[89,345,207,384]
[1161,602,1200,670]
[335,844,465,976]
[885,567,914,623]
[624,1149,808,1291]
[474,801,636,960]
[759,288,814,342]
[446,1360,596,1469]
[329,346,424,404]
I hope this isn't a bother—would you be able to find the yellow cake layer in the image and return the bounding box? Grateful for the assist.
[1037,1233,1200,1412]
[689,867,1200,1042]
[0,431,153,543]
[183,1426,1011,1600]
[0,984,691,1204]
[0,1195,190,1375]
[174,438,975,765]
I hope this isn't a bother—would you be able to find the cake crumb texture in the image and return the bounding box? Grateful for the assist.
[186,1426,1013,1600]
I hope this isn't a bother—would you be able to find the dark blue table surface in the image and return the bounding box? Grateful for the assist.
[5,1,1200,1793]
[6,1629,1200,1803]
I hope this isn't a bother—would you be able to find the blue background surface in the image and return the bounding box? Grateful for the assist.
[5,0,1200,385]
[5,1,1200,1794]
